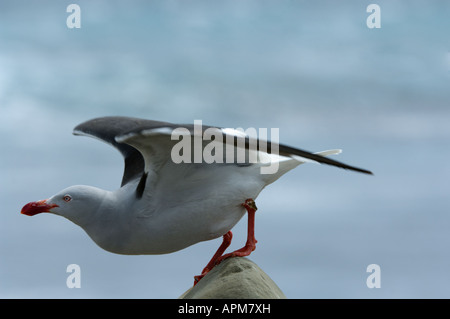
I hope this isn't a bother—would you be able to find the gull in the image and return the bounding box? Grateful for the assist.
[21,116,372,283]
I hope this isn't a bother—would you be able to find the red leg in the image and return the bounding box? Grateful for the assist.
[194,231,233,285]
[215,199,258,262]
[193,199,258,285]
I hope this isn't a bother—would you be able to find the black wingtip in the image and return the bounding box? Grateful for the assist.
[322,160,373,176]
[275,143,372,176]
[346,166,373,175]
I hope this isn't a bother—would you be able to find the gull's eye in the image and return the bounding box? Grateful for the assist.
[63,195,72,202]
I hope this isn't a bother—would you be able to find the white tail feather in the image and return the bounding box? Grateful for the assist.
[262,149,343,185]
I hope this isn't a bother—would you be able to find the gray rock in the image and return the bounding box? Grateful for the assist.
[180,257,287,299]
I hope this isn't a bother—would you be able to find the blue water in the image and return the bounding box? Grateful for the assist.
[1,0,450,298]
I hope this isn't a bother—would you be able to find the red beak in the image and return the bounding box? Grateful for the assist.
[21,199,59,216]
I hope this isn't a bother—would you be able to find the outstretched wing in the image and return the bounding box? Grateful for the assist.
[115,120,373,176]
[74,116,372,197]
[73,116,174,186]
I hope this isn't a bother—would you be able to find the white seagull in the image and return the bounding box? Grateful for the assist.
[21,116,372,283]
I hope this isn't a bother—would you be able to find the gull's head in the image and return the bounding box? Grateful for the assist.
[21,185,107,226]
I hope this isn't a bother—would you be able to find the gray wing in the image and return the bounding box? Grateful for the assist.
[73,116,175,186]
[74,116,372,193]
[116,121,373,175]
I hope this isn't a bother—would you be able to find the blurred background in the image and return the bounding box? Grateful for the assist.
[1,0,449,298]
